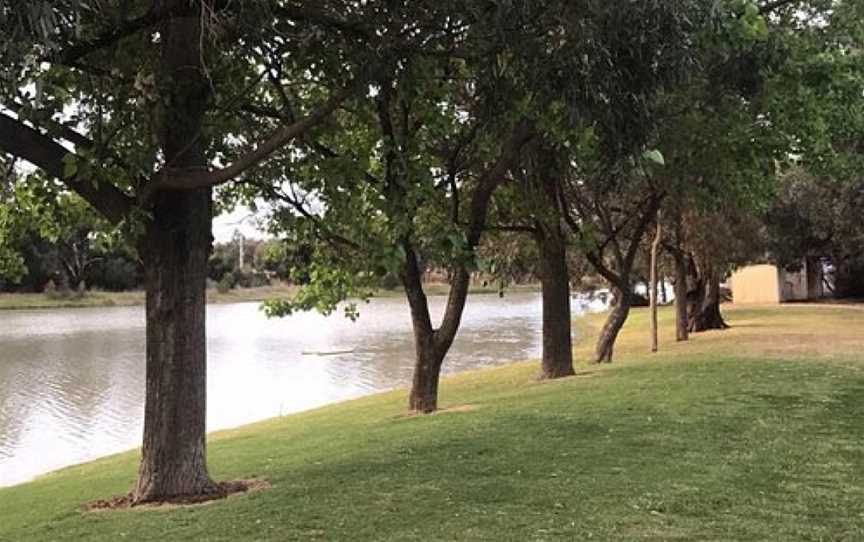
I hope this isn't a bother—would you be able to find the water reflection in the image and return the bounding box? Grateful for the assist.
[0,292,563,487]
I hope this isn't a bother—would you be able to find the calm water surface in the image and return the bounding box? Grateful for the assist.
[0,292,584,487]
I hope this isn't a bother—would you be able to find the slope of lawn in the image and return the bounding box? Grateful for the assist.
[1,304,863,541]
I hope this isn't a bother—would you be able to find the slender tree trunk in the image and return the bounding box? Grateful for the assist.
[649,217,661,353]
[672,250,689,342]
[537,225,574,378]
[595,288,632,363]
[660,277,667,305]
[133,4,214,502]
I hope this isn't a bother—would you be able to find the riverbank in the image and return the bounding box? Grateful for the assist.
[2,305,863,540]
[0,282,539,310]
[0,283,539,311]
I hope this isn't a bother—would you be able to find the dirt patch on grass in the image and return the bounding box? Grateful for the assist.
[537,370,599,383]
[396,404,479,419]
[84,479,271,512]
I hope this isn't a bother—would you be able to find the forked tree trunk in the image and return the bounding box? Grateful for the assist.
[135,189,214,502]
[689,270,728,332]
[133,4,215,502]
[672,250,689,342]
[595,288,632,363]
[537,226,575,379]
[401,244,468,413]
[392,123,531,413]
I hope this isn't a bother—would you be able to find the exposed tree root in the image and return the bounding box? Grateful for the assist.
[84,479,270,511]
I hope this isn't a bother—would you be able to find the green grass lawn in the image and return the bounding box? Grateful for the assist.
[1,304,863,541]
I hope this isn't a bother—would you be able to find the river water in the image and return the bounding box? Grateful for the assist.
[0,292,597,487]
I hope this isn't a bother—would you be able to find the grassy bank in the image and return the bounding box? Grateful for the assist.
[1,305,863,540]
[0,282,539,310]
[0,285,297,310]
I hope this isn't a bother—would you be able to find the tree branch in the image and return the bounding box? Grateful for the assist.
[52,3,189,65]
[142,84,357,201]
[758,0,800,14]
[0,113,133,224]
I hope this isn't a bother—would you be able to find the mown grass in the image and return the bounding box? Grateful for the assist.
[1,304,862,541]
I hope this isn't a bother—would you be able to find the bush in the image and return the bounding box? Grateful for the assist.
[217,274,235,294]
[231,269,270,289]
[379,272,401,291]
[86,257,141,291]
[43,278,77,300]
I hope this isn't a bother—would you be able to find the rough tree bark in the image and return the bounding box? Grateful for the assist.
[133,4,215,502]
[687,254,728,332]
[672,249,689,342]
[669,214,690,342]
[135,189,214,501]
[536,223,575,378]
[689,269,728,332]
[595,288,632,363]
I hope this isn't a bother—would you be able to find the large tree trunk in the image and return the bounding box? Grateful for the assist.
[689,269,728,332]
[133,3,215,502]
[537,225,575,379]
[672,249,689,342]
[135,189,215,502]
[595,288,632,363]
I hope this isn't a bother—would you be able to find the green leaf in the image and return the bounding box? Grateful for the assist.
[642,149,666,166]
[61,153,78,179]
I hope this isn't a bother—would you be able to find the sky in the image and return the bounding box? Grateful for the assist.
[212,205,268,244]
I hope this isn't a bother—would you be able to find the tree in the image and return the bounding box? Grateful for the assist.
[252,3,548,414]
[516,143,576,379]
[257,0,715,407]
[561,159,665,363]
[479,139,577,379]
[643,0,799,338]
[766,169,864,297]
[0,163,26,284]
[0,1,377,502]
[761,0,864,297]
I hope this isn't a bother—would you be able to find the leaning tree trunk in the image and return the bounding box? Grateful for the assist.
[672,249,689,342]
[689,270,728,332]
[135,189,215,502]
[537,225,575,379]
[133,4,215,502]
[595,288,632,363]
